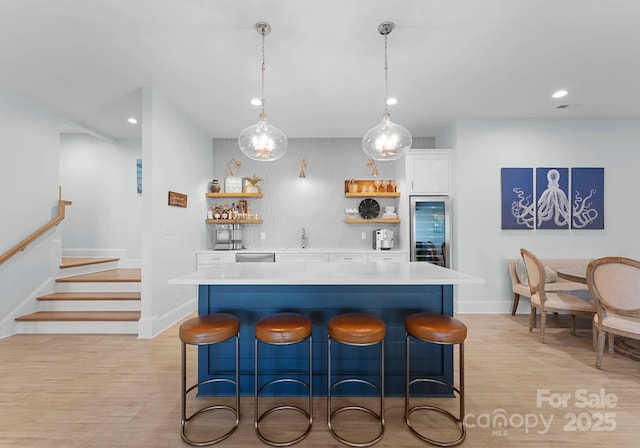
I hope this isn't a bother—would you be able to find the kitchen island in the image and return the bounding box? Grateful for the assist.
[169,261,483,396]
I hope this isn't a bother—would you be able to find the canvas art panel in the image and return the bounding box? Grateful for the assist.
[536,167,570,229]
[571,167,604,229]
[501,168,534,229]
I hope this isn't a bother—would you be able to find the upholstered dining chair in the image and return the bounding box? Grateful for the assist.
[586,256,640,369]
[520,248,596,343]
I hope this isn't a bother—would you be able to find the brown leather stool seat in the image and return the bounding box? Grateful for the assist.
[405,313,467,446]
[327,313,386,447]
[254,313,313,447]
[255,312,312,343]
[179,314,240,446]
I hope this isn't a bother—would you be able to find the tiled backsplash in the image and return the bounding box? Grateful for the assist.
[211,137,434,250]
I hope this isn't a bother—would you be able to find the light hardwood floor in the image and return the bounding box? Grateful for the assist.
[1,313,638,447]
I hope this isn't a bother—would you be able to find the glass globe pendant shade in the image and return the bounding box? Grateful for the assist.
[362,113,412,161]
[238,114,288,161]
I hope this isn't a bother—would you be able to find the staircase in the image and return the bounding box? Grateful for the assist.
[14,257,140,335]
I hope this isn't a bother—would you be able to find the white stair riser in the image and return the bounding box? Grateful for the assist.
[58,262,121,277]
[37,300,141,312]
[15,321,138,335]
[56,283,141,293]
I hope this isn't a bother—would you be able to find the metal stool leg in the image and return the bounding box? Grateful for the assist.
[405,333,466,447]
[254,335,313,447]
[327,335,385,447]
[181,334,240,446]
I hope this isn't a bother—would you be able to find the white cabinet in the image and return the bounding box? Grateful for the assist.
[405,150,450,195]
[276,252,329,263]
[329,253,368,262]
[367,252,408,262]
[196,251,236,270]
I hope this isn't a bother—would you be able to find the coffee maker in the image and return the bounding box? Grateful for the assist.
[373,228,394,250]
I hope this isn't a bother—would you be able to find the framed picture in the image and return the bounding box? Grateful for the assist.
[571,167,604,229]
[136,159,142,194]
[224,176,243,193]
[501,168,534,229]
[536,167,570,229]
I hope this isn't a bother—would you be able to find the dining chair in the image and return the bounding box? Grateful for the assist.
[520,248,596,343]
[586,256,640,369]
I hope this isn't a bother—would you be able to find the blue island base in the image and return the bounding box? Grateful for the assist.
[197,284,454,397]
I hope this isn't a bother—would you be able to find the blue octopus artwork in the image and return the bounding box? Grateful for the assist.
[571,167,604,229]
[501,168,534,229]
[536,168,570,229]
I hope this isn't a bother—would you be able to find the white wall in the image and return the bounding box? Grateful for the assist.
[139,87,212,338]
[0,87,61,335]
[448,118,640,314]
[59,135,142,258]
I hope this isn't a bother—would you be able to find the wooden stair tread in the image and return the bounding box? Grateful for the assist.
[37,292,141,301]
[56,268,141,283]
[15,311,141,322]
[60,257,120,269]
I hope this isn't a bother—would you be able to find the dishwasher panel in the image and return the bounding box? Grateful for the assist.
[235,253,276,262]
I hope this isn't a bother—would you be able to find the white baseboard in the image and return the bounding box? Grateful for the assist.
[457,299,518,314]
[0,277,55,339]
[138,298,197,339]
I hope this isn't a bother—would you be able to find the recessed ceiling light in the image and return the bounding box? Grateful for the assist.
[250,98,262,106]
[386,97,398,106]
[552,90,568,99]
[127,117,138,124]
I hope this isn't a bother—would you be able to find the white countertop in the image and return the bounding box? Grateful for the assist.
[170,261,484,286]
[196,249,408,254]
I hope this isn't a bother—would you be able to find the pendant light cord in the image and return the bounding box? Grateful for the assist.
[260,28,266,119]
[384,31,389,116]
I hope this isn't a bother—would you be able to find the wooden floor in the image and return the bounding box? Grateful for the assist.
[1,313,639,447]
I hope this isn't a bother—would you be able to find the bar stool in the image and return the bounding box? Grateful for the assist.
[327,313,386,447]
[254,312,313,447]
[405,313,467,446]
[180,314,240,446]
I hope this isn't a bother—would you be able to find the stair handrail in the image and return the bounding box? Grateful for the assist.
[0,187,72,266]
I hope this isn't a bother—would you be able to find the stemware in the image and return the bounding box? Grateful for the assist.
[373,180,381,193]
[380,179,390,193]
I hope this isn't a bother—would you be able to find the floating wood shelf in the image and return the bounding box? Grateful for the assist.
[343,179,399,196]
[345,192,400,198]
[206,192,263,198]
[205,219,263,224]
[345,218,401,224]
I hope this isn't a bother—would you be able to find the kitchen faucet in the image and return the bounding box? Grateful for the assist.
[301,227,309,249]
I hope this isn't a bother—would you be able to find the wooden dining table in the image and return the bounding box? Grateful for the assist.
[556,265,640,362]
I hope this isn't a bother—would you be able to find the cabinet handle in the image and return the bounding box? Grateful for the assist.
[344,257,352,260]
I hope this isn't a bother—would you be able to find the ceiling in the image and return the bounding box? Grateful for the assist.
[1,0,639,140]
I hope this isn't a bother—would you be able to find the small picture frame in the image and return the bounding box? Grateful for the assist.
[224,176,243,193]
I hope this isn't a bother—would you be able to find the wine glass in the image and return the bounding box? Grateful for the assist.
[380,179,389,193]
[373,180,381,193]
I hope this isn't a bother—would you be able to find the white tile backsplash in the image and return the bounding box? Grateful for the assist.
[210,137,434,250]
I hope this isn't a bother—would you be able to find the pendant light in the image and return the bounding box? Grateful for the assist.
[362,21,411,161]
[238,22,288,161]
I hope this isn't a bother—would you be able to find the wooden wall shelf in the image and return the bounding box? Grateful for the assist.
[345,192,400,198]
[345,218,401,224]
[206,192,263,198]
[205,219,263,224]
[344,179,398,196]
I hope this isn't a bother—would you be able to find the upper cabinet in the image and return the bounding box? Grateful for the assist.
[405,150,451,195]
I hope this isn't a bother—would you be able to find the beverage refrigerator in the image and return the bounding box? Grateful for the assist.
[409,196,452,267]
